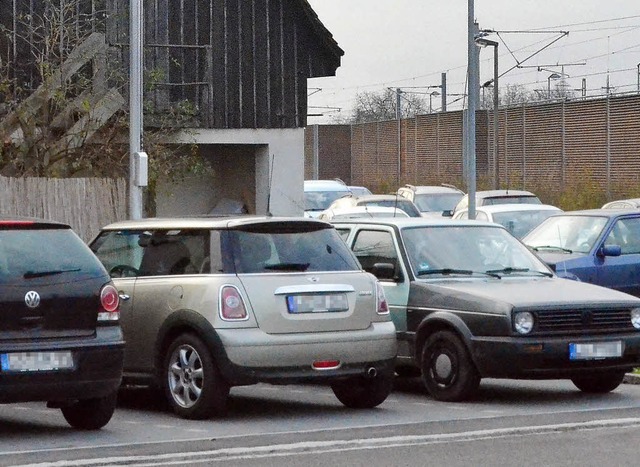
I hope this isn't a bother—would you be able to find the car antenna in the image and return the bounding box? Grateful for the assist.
[266,153,275,217]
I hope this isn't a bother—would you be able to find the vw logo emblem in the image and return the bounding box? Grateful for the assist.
[24,291,41,308]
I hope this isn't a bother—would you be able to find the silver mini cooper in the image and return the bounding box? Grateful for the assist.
[90,216,397,419]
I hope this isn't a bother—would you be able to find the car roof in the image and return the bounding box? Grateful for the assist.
[602,198,640,208]
[458,203,561,214]
[304,179,348,191]
[99,216,333,231]
[475,189,538,198]
[401,185,463,194]
[325,206,410,217]
[543,208,640,218]
[331,216,499,229]
[353,194,413,202]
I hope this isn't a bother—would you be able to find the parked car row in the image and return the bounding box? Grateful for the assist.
[5,190,640,429]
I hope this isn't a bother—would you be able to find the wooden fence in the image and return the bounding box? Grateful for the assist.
[0,176,127,242]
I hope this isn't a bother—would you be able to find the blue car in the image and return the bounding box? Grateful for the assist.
[523,209,640,298]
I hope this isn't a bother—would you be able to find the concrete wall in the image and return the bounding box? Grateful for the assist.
[158,128,305,217]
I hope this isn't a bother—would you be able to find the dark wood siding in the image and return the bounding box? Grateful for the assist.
[1,0,343,129]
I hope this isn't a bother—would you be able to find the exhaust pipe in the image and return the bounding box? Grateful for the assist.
[365,366,378,378]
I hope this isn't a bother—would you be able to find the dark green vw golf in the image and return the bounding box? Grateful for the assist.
[333,217,640,402]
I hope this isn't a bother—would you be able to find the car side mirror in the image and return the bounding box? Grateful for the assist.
[371,262,396,280]
[599,244,622,257]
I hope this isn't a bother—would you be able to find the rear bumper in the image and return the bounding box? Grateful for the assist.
[216,321,397,384]
[0,327,124,403]
[470,332,640,379]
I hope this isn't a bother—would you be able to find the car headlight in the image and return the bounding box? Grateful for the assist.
[631,309,640,330]
[514,311,534,335]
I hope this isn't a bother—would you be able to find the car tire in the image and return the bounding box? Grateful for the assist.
[571,370,626,393]
[60,391,118,430]
[164,333,229,419]
[331,371,394,408]
[421,330,480,402]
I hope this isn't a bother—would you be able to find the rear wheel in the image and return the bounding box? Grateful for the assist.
[61,391,118,430]
[571,371,626,393]
[331,371,394,408]
[164,333,229,419]
[421,330,480,402]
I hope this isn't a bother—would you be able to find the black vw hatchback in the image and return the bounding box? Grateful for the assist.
[0,217,124,429]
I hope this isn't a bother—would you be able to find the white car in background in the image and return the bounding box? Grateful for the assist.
[452,203,562,238]
[304,179,352,218]
[318,205,410,221]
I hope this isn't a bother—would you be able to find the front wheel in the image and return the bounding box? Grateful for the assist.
[421,330,480,402]
[164,333,229,419]
[571,371,626,393]
[61,391,118,430]
[331,371,394,408]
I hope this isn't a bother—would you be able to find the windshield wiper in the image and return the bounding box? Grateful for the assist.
[530,245,573,253]
[24,268,81,279]
[417,268,500,279]
[485,267,553,277]
[263,262,311,272]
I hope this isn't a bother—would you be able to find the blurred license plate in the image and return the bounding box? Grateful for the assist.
[287,294,348,313]
[0,351,74,372]
[569,341,622,360]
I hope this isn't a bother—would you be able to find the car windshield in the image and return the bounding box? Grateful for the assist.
[304,190,351,211]
[523,215,608,254]
[401,225,551,277]
[491,209,559,239]
[229,225,361,273]
[414,193,463,212]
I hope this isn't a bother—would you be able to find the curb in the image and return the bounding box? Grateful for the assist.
[624,373,640,385]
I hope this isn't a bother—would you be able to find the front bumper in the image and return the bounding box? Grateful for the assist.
[0,327,125,403]
[470,332,640,379]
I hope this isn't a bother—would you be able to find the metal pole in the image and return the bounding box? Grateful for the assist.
[129,0,144,219]
[466,2,478,220]
[441,72,447,112]
[492,43,499,189]
[396,88,401,186]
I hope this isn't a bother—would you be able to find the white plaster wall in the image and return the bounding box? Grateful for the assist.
[173,128,305,217]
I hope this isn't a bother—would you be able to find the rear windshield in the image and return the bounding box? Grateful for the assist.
[227,225,361,273]
[0,228,106,284]
[483,196,541,206]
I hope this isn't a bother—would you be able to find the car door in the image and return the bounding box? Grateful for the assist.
[347,226,410,333]
[595,216,640,298]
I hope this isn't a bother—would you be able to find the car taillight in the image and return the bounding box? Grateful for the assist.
[376,282,389,315]
[98,284,120,321]
[220,286,248,320]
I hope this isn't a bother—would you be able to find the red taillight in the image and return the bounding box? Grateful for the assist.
[220,286,248,320]
[376,282,389,315]
[98,284,120,321]
[312,360,341,370]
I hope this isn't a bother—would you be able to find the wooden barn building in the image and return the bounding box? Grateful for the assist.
[0,0,343,216]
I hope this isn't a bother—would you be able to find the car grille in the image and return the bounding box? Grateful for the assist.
[535,308,634,333]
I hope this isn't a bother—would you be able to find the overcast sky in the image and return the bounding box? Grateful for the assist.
[306,0,640,123]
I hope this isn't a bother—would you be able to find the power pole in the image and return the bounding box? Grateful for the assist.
[466,1,478,220]
[129,0,145,219]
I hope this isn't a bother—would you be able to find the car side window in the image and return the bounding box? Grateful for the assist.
[335,227,351,241]
[606,218,640,254]
[352,229,401,281]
